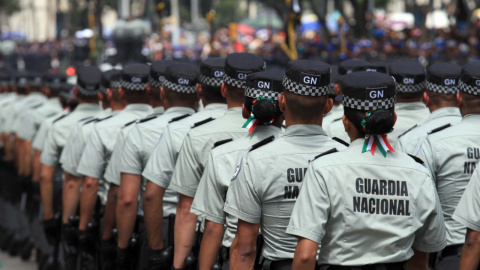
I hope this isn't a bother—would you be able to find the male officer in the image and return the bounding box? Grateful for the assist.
[418,61,480,270]
[396,62,462,155]
[224,60,346,270]
[190,71,284,270]
[142,57,227,269]
[169,53,264,269]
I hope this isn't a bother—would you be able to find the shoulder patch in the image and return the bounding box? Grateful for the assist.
[427,124,451,135]
[122,119,138,128]
[248,135,275,152]
[52,114,68,123]
[138,115,157,123]
[309,148,338,163]
[332,117,342,123]
[96,115,113,122]
[212,138,233,149]
[398,125,417,138]
[332,137,349,147]
[191,117,214,128]
[169,113,191,123]
[407,154,425,165]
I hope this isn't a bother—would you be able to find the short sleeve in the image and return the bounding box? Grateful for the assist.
[453,168,480,232]
[223,157,262,224]
[17,112,37,141]
[104,132,124,185]
[40,127,60,167]
[119,126,143,175]
[417,138,436,183]
[142,128,175,188]
[169,133,202,197]
[286,165,331,244]
[77,128,107,179]
[61,126,85,177]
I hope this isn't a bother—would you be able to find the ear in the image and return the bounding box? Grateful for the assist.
[196,83,203,99]
[160,87,166,101]
[457,92,463,109]
[73,87,78,97]
[221,83,227,98]
[342,115,349,132]
[393,111,397,126]
[118,88,124,100]
[278,94,286,112]
[334,83,341,96]
[423,91,430,107]
[44,88,51,96]
[97,92,104,101]
[242,103,250,119]
[107,88,113,101]
[323,98,333,115]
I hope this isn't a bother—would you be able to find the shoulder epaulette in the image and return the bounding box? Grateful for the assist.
[79,116,94,122]
[248,135,275,152]
[213,138,233,149]
[46,112,58,118]
[398,125,417,138]
[332,137,349,147]
[427,124,451,135]
[122,119,138,128]
[30,103,43,109]
[407,154,425,165]
[138,115,157,124]
[96,115,113,122]
[191,117,214,128]
[309,148,338,163]
[83,118,99,125]
[169,113,191,123]
[53,114,68,123]
[332,117,343,123]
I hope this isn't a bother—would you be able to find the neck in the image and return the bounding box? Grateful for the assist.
[284,116,323,128]
[461,109,480,117]
[428,102,458,113]
[110,101,125,111]
[77,100,98,105]
[150,99,163,109]
[396,97,422,103]
[226,99,243,109]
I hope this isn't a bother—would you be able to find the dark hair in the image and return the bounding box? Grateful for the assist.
[123,88,149,103]
[76,91,99,102]
[397,91,423,99]
[201,84,225,103]
[225,84,244,103]
[163,87,197,106]
[283,89,329,122]
[244,97,281,124]
[344,107,395,136]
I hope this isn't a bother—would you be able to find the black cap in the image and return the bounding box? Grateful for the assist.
[16,72,30,89]
[459,61,480,95]
[101,69,122,94]
[245,71,283,101]
[282,60,331,96]
[121,63,150,91]
[341,71,396,111]
[200,57,225,87]
[389,60,426,93]
[163,63,199,94]
[426,62,461,94]
[0,73,10,86]
[338,59,370,75]
[223,53,265,88]
[76,66,102,96]
[59,83,74,101]
[365,63,388,74]
[150,60,177,89]
[47,73,67,89]
[29,72,43,87]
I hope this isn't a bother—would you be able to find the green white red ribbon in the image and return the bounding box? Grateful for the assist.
[242,113,259,133]
[362,134,394,157]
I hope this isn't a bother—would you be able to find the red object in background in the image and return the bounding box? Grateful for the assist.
[234,40,245,52]
[236,23,256,35]
[66,67,76,76]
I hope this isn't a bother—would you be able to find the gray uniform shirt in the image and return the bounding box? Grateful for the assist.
[388,102,430,146]
[17,98,63,141]
[286,139,447,266]
[452,167,480,232]
[11,92,47,134]
[0,95,25,134]
[323,104,344,138]
[224,125,346,261]
[395,107,462,156]
[191,125,281,247]
[418,114,480,246]
[32,111,67,151]
[40,103,102,167]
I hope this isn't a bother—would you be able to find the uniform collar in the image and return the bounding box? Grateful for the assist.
[203,103,228,111]
[395,101,427,111]
[349,138,366,149]
[152,106,165,114]
[224,107,243,116]
[74,103,102,112]
[124,103,152,113]
[428,107,461,121]
[28,92,45,98]
[164,106,195,115]
[283,124,327,137]
[250,124,281,135]
[462,114,480,121]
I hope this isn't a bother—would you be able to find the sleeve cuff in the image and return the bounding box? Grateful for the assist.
[286,226,323,244]
[168,182,196,197]
[120,166,143,175]
[412,238,447,253]
[62,164,82,177]
[143,171,169,189]
[77,166,102,179]
[40,156,58,167]
[190,206,226,224]
[452,213,480,233]
[223,204,260,224]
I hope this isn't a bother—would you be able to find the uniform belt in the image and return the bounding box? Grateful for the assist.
[440,244,463,258]
[322,261,406,270]
[270,259,293,270]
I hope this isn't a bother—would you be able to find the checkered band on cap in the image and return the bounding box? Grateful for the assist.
[121,79,147,91]
[77,84,100,96]
[163,79,196,94]
[425,81,458,94]
[245,86,280,101]
[459,80,480,95]
[111,81,122,88]
[149,77,163,89]
[395,81,425,93]
[200,75,223,87]
[342,95,396,111]
[282,76,331,96]
[223,74,245,88]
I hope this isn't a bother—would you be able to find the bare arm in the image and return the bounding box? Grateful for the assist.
[61,172,82,224]
[22,140,33,177]
[292,238,319,270]
[79,176,99,231]
[103,184,119,240]
[32,150,42,183]
[173,194,198,269]
[230,219,259,270]
[459,228,480,270]
[116,173,142,248]
[39,164,56,220]
[406,248,428,270]
[143,181,165,249]
[199,220,224,270]
[3,133,14,162]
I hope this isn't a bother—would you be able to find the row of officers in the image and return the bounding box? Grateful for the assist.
[0,54,479,270]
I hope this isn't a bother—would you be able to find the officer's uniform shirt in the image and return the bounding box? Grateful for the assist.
[417,115,480,246]
[388,102,430,146]
[224,125,346,261]
[0,92,18,133]
[169,107,247,197]
[322,104,343,137]
[452,167,480,232]
[10,92,47,134]
[0,94,26,134]
[191,125,281,247]
[325,112,349,142]
[40,103,102,167]
[142,103,227,216]
[395,107,462,155]
[286,139,447,265]
[17,97,63,141]
[32,111,66,151]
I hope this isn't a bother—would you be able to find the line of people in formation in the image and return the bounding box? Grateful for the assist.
[0,53,479,270]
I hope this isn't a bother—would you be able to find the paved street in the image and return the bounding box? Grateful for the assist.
[0,251,36,270]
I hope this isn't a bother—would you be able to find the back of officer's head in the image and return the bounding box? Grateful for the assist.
[458,61,480,113]
[100,69,122,104]
[45,73,67,97]
[120,63,150,104]
[244,71,284,124]
[199,57,226,104]
[389,60,425,101]
[425,62,461,105]
[341,71,396,136]
[75,66,102,102]
[149,60,177,100]
[29,72,43,93]
[223,53,265,103]
[15,72,30,95]
[282,60,331,123]
[162,62,199,107]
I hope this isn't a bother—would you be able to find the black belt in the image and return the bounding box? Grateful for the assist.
[322,261,406,270]
[440,244,463,258]
[270,259,293,270]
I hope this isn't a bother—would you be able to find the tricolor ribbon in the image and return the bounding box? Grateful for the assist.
[242,96,275,134]
[362,134,394,157]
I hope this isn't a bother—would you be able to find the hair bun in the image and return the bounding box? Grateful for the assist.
[252,99,276,124]
[364,110,394,135]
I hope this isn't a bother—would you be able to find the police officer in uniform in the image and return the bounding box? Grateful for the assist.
[396,62,462,155]
[169,53,264,270]
[224,60,346,270]
[418,61,480,270]
[286,71,447,270]
[142,57,228,269]
[190,71,284,270]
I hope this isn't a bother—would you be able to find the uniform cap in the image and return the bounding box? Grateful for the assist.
[365,63,388,74]
[245,71,283,101]
[163,63,199,94]
[29,72,43,87]
[338,59,370,75]
[101,69,122,94]
[121,63,149,91]
[150,60,177,89]
[47,73,67,89]
[426,62,461,95]
[200,57,225,87]
[76,66,102,96]
[459,61,480,95]
[15,72,30,89]
[0,73,10,86]
[341,71,396,111]
[59,83,74,101]
[282,60,331,96]
[223,53,265,88]
[389,60,426,93]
